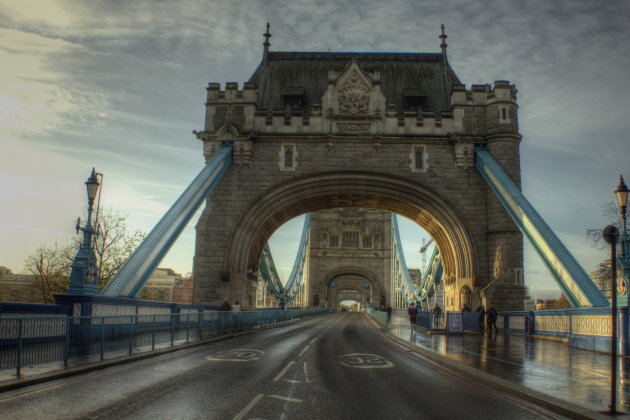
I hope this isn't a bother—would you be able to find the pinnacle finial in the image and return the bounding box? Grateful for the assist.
[263,22,272,65]
[439,24,448,52]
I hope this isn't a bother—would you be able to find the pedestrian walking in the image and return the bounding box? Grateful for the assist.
[386,305,392,325]
[408,305,418,331]
[219,298,231,311]
[476,305,485,333]
[432,303,442,328]
[487,305,498,333]
[232,300,241,329]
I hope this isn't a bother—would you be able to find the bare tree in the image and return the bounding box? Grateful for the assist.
[25,243,73,303]
[90,209,146,290]
[586,202,619,250]
[23,210,146,302]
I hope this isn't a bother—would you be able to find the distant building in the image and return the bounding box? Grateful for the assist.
[173,275,193,304]
[590,259,613,301]
[0,266,43,303]
[535,299,555,310]
[523,297,536,311]
[140,268,191,303]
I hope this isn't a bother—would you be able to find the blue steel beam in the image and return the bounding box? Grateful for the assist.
[260,244,285,297]
[475,147,608,307]
[417,246,443,301]
[391,214,417,303]
[102,144,233,297]
[258,214,311,303]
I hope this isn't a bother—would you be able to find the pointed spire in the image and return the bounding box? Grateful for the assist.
[439,24,448,63]
[263,22,272,66]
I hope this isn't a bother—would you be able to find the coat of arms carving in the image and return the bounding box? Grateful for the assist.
[338,69,371,115]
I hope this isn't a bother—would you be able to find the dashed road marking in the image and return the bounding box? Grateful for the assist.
[273,361,296,381]
[233,394,264,420]
[303,361,310,383]
[299,345,310,356]
[268,395,303,403]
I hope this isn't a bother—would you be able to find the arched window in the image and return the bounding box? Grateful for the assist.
[459,285,472,310]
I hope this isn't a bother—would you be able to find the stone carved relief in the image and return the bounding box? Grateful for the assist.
[336,122,372,133]
[338,69,371,115]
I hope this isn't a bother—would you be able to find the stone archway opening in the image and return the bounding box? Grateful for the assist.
[217,172,479,311]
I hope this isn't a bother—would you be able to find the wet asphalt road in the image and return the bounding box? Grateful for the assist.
[0,312,566,419]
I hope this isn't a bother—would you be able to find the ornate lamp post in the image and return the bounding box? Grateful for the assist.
[66,168,101,295]
[616,175,629,302]
[603,224,620,414]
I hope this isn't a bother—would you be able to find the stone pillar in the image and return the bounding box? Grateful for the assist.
[482,81,525,311]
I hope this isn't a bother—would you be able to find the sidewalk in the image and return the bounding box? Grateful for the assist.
[385,321,630,418]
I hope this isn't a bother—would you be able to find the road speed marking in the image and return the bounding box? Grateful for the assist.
[338,353,394,369]
[207,349,264,362]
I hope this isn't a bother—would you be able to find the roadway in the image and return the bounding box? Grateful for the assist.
[0,312,567,419]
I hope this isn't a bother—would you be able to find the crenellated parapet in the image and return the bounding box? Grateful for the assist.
[194,82,258,165]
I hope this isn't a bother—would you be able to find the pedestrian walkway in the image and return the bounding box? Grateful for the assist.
[386,322,630,417]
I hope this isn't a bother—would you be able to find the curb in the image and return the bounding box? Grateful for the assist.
[365,316,614,420]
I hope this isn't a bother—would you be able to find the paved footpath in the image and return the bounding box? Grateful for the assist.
[385,320,630,418]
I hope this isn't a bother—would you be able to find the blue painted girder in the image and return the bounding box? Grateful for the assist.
[475,147,608,307]
[392,214,443,303]
[259,214,311,303]
[102,144,233,297]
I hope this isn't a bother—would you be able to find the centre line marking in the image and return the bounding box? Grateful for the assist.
[273,361,296,381]
[233,393,264,420]
[309,338,317,344]
[303,361,310,383]
[299,345,310,356]
[268,395,303,403]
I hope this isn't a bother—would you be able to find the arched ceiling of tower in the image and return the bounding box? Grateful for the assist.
[225,172,477,283]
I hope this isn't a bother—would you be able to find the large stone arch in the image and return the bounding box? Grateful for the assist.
[322,267,379,308]
[224,171,478,297]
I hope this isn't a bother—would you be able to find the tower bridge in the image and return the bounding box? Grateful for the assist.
[99,26,608,312]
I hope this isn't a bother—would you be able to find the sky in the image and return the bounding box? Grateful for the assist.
[1,0,629,301]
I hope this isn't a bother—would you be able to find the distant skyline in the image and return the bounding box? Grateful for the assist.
[1,1,629,301]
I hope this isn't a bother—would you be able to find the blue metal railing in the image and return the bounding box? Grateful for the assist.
[0,308,327,378]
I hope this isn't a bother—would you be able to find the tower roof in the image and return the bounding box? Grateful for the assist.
[248,51,461,114]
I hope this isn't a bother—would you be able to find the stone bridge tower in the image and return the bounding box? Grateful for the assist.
[192,26,525,312]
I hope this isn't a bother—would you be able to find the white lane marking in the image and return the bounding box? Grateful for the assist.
[303,361,310,383]
[268,395,304,403]
[309,338,317,344]
[284,379,302,383]
[273,361,296,381]
[233,393,264,420]
[298,345,310,356]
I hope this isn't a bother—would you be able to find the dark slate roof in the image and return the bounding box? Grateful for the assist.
[248,51,461,114]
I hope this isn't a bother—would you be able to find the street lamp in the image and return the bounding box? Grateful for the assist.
[603,224,620,414]
[616,176,630,299]
[66,168,102,295]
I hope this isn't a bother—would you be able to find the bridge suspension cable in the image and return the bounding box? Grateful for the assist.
[475,146,608,307]
[391,214,443,305]
[102,143,233,297]
[258,214,311,306]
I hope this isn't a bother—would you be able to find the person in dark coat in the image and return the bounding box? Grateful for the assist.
[476,305,485,333]
[487,306,499,333]
[386,305,393,325]
[407,305,418,327]
[219,298,231,311]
